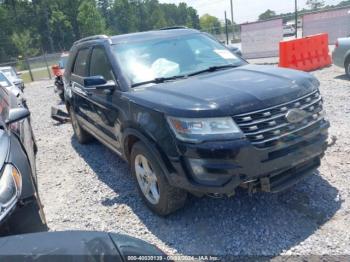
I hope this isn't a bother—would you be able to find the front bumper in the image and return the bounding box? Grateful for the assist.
[166,120,329,195]
[0,196,47,236]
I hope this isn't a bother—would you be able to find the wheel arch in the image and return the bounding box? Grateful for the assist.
[122,128,175,179]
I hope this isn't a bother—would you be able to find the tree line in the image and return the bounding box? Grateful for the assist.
[1,0,218,62]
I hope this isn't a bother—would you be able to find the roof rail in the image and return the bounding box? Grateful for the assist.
[74,35,109,45]
[159,26,188,30]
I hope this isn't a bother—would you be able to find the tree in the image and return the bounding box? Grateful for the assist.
[77,0,106,37]
[186,7,200,29]
[200,14,221,34]
[306,0,325,10]
[49,9,73,51]
[258,9,277,21]
[338,0,350,6]
[11,30,39,57]
[97,0,111,27]
[0,0,202,61]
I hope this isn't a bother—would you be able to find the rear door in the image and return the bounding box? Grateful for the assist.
[70,48,96,126]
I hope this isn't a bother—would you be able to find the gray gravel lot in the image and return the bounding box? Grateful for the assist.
[25,64,349,256]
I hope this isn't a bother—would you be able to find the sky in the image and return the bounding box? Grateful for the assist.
[159,0,345,23]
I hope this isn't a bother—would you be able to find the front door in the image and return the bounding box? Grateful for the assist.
[87,46,124,152]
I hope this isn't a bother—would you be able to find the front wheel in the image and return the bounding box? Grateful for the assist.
[130,142,187,216]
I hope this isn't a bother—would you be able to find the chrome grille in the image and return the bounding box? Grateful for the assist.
[233,90,324,148]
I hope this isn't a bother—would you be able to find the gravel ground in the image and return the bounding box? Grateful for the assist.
[24,64,349,257]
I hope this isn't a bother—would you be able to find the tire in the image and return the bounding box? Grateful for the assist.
[70,110,93,144]
[130,141,187,216]
[3,196,48,236]
[345,59,350,79]
[59,91,65,102]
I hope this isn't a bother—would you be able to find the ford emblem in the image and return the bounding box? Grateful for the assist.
[285,108,309,123]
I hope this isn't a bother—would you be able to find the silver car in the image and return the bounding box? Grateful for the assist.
[0,71,23,99]
[0,66,24,91]
[332,37,350,78]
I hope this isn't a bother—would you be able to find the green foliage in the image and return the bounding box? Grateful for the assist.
[77,0,106,37]
[258,9,277,21]
[0,0,202,61]
[200,14,221,34]
[11,30,39,57]
[306,0,325,10]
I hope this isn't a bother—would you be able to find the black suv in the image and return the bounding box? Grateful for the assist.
[64,29,329,215]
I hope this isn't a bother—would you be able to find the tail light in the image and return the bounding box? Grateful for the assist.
[335,40,339,48]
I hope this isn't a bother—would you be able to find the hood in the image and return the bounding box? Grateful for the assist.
[127,64,319,117]
[0,130,9,170]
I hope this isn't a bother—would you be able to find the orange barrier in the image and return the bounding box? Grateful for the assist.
[279,33,332,72]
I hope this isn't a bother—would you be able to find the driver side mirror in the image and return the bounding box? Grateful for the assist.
[84,76,116,90]
[5,108,30,125]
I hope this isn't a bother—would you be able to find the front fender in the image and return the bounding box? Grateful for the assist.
[122,128,175,182]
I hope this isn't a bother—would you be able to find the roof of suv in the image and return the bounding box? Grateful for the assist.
[74,28,200,47]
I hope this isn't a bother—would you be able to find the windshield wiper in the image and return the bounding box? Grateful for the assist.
[187,64,239,77]
[131,75,187,88]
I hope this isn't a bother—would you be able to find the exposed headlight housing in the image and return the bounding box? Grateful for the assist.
[0,164,22,221]
[166,116,243,143]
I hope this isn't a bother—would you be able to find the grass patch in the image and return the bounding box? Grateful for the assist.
[21,68,52,83]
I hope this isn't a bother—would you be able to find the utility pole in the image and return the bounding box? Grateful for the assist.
[224,11,229,45]
[295,0,298,38]
[230,0,234,42]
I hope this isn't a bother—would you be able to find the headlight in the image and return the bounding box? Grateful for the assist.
[166,116,242,143]
[0,165,22,220]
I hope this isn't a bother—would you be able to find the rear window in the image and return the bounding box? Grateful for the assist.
[0,73,11,88]
[73,49,90,77]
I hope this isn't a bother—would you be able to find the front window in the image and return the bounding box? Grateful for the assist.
[112,33,246,86]
[0,73,12,88]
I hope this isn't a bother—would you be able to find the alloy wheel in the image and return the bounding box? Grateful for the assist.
[134,154,160,205]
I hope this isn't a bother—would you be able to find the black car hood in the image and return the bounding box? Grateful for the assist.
[128,64,318,117]
[0,130,9,171]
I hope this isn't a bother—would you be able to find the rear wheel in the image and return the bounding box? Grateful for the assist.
[70,110,93,144]
[130,142,187,216]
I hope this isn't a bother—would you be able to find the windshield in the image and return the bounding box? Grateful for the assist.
[112,34,246,86]
[0,73,12,88]
[1,68,16,79]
